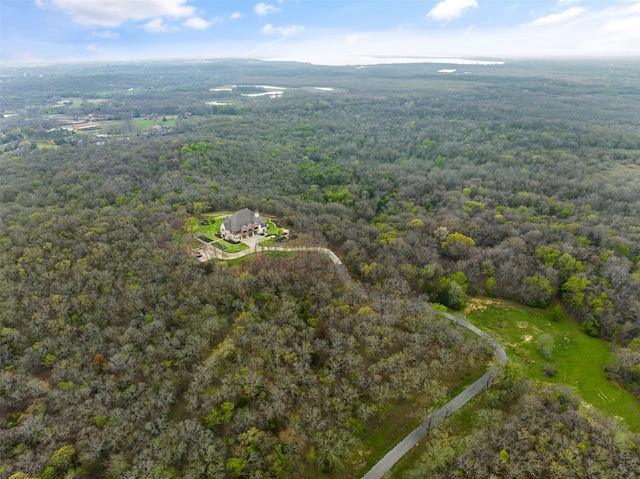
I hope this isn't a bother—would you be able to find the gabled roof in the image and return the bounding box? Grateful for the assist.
[223,208,265,232]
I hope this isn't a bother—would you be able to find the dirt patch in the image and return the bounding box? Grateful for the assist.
[465,297,501,315]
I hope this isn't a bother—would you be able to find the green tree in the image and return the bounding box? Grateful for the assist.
[8,473,33,479]
[51,444,76,470]
[562,276,591,309]
[202,401,234,429]
[441,232,475,259]
[522,275,556,307]
[226,457,247,478]
[437,272,468,310]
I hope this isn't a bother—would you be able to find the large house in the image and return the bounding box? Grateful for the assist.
[220,209,267,241]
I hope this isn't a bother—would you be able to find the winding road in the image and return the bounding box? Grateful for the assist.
[197,240,507,478]
[363,309,506,479]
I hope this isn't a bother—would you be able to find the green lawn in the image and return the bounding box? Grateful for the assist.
[191,218,223,240]
[36,142,59,150]
[266,218,284,236]
[214,240,248,253]
[467,299,640,432]
[259,237,276,247]
[203,211,233,218]
[134,117,176,129]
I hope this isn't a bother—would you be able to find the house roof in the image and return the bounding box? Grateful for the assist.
[223,208,265,232]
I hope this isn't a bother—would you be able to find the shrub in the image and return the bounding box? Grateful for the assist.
[543,364,557,377]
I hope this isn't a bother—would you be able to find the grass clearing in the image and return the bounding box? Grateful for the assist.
[134,117,176,129]
[73,116,178,134]
[467,298,640,432]
[36,142,58,150]
[54,97,107,108]
[203,211,233,218]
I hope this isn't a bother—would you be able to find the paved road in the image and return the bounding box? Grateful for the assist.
[362,361,502,479]
[200,241,507,478]
[361,306,506,479]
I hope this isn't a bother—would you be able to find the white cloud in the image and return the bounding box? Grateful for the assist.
[19,0,640,65]
[37,0,195,27]
[254,2,280,16]
[144,18,171,33]
[262,24,304,36]
[182,16,211,30]
[428,0,478,22]
[529,7,586,26]
[558,0,581,5]
[230,12,244,20]
[601,16,640,36]
[94,30,119,39]
[628,2,640,15]
[346,33,369,44]
[85,43,101,52]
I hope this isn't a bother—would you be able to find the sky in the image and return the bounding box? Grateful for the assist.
[1,0,640,65]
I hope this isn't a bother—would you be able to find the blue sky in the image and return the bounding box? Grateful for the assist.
[1,0,639,65]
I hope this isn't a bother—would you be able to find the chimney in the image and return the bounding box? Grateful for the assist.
[254,210,259,218]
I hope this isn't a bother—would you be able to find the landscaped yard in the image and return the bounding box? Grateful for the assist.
[189,212,284,241]
[191,217,223,240]
[259,237,277,247]
[186,216,246,253]
[188,212,287,254]
[466,298,640,432]
[214,240,248,253]
[266,218,284,236]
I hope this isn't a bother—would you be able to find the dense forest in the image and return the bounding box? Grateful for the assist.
[1,59,639,478]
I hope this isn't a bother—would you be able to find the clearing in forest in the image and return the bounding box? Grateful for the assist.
[467,299,640,432]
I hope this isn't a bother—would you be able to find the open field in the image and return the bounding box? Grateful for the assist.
[133,117,177,129]
[49,97,108,108]
[94,116,177,132]
[467,299,640,432]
